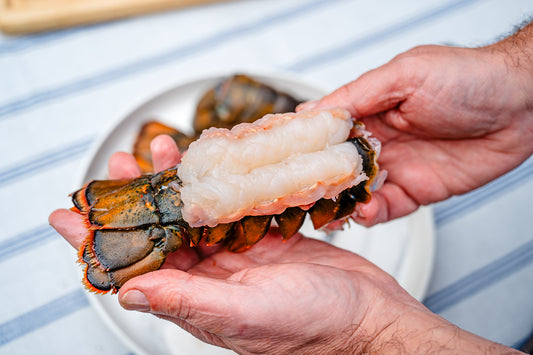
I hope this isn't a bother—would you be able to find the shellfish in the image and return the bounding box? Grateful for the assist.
[71,108,381,293]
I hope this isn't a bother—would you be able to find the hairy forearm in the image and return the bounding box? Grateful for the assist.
[492,20,533,70]
[481,20,533,157]
[363,310,523,354]
[488,20,533,107]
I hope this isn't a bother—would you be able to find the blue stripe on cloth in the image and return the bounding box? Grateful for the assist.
[0,0,338,121]
[0,289,89,346]
[0,225,59,263]
[0,12,152,56]
[423,238,533,313]
[0,136,94,186]
[433,156,533,226]
[286,0,480,72]
[0,26,94,56]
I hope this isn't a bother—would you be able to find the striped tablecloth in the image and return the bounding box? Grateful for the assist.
[1,0,532,354]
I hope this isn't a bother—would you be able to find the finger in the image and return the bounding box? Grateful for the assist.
[353,183,419,226]
[119,269,243,333]
[295,100,319,111]
[188,230,307,278]
[48,208,87,249]
[150,135,181,173]
[302,59,418,118]
[155,314,228,349]
[108,151,142,179]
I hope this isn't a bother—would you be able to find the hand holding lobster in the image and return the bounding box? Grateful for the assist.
[299,26,533,227]
[50,135,519,354]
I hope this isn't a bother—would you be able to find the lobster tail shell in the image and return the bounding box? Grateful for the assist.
[79,226,183,293]
[71,109,382,294]
[73,169,185,293]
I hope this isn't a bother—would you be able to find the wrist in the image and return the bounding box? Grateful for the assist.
[483,22,533,113]
[478,22,533,157]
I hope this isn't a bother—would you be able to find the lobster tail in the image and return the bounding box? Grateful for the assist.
[70,108,382,293]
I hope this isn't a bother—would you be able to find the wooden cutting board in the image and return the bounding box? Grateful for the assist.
[0,0,229,34]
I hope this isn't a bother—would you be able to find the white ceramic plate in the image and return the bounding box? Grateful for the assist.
[78,72,435,355]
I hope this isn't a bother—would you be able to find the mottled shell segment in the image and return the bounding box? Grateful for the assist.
[133,75,301,173]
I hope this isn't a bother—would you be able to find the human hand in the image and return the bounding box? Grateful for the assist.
[299,25,533,226]
[49,135,519,354]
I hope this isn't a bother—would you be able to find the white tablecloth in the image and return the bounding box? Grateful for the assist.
[1,0,532,354]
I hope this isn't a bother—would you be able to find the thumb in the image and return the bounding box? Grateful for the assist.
[298,59,416,118]
[118,269,243,332]
[150,134,181,173]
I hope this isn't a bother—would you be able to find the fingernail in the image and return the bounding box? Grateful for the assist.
[355,203,366,219]
[297,100,319,111]
[121,290,150,312]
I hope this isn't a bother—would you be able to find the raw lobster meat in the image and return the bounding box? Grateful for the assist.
[71,108,382,293]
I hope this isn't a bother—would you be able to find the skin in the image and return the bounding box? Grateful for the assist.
[49,22,533,354]
[298,24,533,227]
